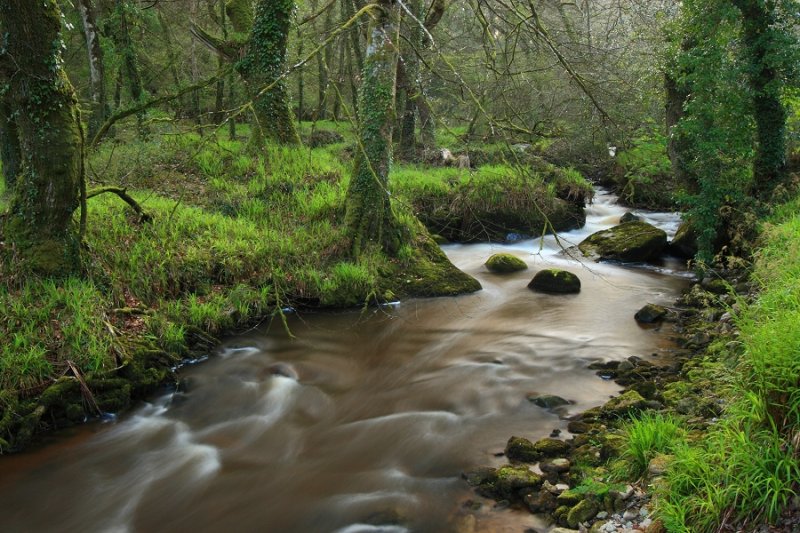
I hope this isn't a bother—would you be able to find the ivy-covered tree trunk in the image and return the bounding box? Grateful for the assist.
[234,0,301,147]
[733,0,787,200]
[76,0,109,139]
[345,0,401,257]
[0,0,83,275]
[0,96,20,190]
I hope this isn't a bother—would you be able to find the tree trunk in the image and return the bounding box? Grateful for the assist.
[76,0,109,139]
[0,0,83,275]
[665,71,689,187]
[342,0,364,119]
[734,0,787,200]
[345,0,401,257]
[156,7,184,117]
[213,0,227,124]
[236,0,301,147]
[398,0,423,160]
[297,25,305,121]
[113,0,148,137]
[190,0,202,126]
[0,97,21,191]
[417,89,436,151]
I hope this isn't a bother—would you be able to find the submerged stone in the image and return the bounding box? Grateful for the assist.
[485,253,528,273]
[527,393,571,409]
[578,221,667,262]
[528,269,581,294]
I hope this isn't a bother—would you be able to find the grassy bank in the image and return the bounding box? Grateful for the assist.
[0,121,589,452]
[646,201,800,531]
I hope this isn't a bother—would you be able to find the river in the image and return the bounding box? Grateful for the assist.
[0,189,690,532]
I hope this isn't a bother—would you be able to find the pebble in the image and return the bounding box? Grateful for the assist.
[622,509,638,521]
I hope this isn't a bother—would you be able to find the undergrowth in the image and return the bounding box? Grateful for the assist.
[655,203,800,531]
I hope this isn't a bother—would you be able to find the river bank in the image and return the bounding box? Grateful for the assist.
[463,198,800,532]
[0,123,593,453]
[0,170,691,532]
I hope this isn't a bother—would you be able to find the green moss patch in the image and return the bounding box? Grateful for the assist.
[485,253,528,273]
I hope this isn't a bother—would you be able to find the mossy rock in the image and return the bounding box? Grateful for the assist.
[601,390,647,417]
[528,393,571,409]
[668,221,699,258]
[540,457,571,474]
[386,234,481,297]
[556,489,584,507]
[478,464,543,500]
[567,498,600,528]
[634,303,668,323]
[647,453,674,477]
[505,435,540,462]
[528,269,581,294]
[578,221,667,262]
[534,437,570,457]
[485,253,528,273]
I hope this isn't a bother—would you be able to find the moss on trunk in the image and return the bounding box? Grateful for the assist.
[237,0,301,148]
[345,1,402,257]
[0,98,20,190]
[0,0,83,276]
[733,0,788,200]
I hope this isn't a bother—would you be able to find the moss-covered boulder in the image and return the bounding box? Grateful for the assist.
[477,464,543,500]
[485,253,528,273]
[668,220,699,258]
[602,390,647,417]
[505,435,539,462]
[620,212,640,223]
[528,269,581,294]
[540,457,571,474]
[567,498,600,528]
[556,488,584,507]
[386,234,481,297]
[578,221,667,262]
[635,303,668,324]
[534,437,570,457]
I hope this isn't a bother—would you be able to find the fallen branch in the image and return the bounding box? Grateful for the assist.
[66,360,102,416]
[87,186,152,222]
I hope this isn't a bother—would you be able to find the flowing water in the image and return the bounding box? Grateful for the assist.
[0,190,691,533]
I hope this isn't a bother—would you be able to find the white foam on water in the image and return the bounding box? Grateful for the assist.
[334,525,410,533]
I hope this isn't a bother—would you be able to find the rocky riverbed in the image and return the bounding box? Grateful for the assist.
[459,263,756,533]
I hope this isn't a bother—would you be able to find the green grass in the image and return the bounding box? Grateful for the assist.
[655,207,800,530]
[618,411,685,479]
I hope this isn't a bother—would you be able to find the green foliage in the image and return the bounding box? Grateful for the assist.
[671,0,800,260]
[0,279,114,390]
[656,205,800,530]
[619,411,685,479]
[615,126,676,208]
